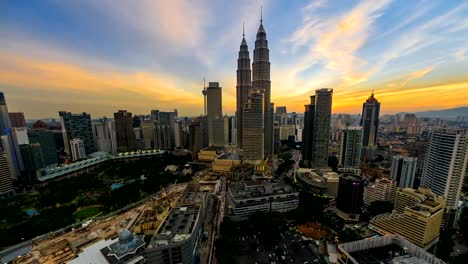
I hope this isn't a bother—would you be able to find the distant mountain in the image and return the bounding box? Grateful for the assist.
[414,107,468,119]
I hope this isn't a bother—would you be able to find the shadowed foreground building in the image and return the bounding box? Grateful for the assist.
[336,174,364,222]
[242,89,264,164]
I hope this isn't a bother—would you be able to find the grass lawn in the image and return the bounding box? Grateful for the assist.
[73,206,103,221]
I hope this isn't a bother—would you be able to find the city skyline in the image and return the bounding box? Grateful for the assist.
[1,0,467,118]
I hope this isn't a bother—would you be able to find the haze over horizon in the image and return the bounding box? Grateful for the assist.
[1,0,467,118]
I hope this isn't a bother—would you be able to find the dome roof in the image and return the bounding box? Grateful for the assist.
[119,229,133,242]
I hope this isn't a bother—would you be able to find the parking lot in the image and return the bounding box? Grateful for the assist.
[232,225,320,264]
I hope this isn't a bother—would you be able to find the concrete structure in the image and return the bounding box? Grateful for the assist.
[92,120,114,154]
[391,155,417,188]
[197,147,223,162]
[295,168,328,195]
[236,29,252,148]
[336,174,364,222]
[302,89,333,168]
[59,111,96,155]
[279,125,295,141]
[252,17,274,157]
[227,180,299,221]
[188,117,204,159]
[70,138,86,161]
[421,129,467,210]
[369,188,445,249]
[339,127,362,169]
[114,110,136,152]
[8,112,26,128]
[360,92,380,147]
[242,89,264,164]
[336,234,445,264]
[363,178,396,206]
[323,171,340,198]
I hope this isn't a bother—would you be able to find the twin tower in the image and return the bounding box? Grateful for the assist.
[236,16,273,163]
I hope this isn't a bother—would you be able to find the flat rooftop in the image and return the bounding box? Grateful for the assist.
[350,244,407,264]
[148,205,200,248]
[229,180,298,201]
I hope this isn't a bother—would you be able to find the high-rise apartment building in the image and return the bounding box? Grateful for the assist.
[370,188,445,249]
[242,89,264,164]
[363,178,396,206]
[421,129,468,210]
[360,92,380,147]
[0,144,14,197]
[302,89,333,168]
[70,138,86,161]
[391,155,417,188]
[59,111,96,155]
[336,174,365,221]
[236,29,252,148]
[206,82,225,147]
[339,126,363,169]
[114,110,136,153]
[8,112,26,128]
[252,17,273,158]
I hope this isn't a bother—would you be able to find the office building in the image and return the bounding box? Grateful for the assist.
[227,181,299,221]
[421,129,468,210]
[188,116,206,159]
[236,28,252,148]
[252,16,274,157]
[8,112,26,128]
[206,82,225,147]
[28,130,58,166]
[336,234,444,264]
[363,178,396,206]
[339,127,363,169]
[140,120,155,149]
[174,120,183,148]
[360,92,380,147]
[70,138,86,161]
[242,89,264,164]
[1,134,20,179]
[302,89,333,168]
[275,106,287,126]
[279,125,295,141]
[153,110,177,150]
[11,127,29,171]
[369,188,445,249]
[0,144,14,197]
[336,174,364,221]
[59,111,96,155]
[114,110,136,152]
[391,155,417,188]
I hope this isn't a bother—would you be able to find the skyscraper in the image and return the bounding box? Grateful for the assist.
[8,112,26,128]
[302,89,333,168]
[421,129,468,211]
[114,110,136,153]
[19,143,44,184]
[140,120,155,149]
[361,92,380,147]
[92,121,114,153]
[390,155,417,188]
[252,15,273,157]
[236,28,252,148]
[336,174,365,221]
[189,117,204,159]
[28,130,58,166]
[242,89,264,164]
[59,111,96,155]
[206,82,224,146]
[339,126,363,169]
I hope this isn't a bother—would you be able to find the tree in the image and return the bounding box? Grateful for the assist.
[368,201,394,216]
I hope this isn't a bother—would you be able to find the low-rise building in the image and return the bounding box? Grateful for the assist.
[295,168,328,195]
[227,180,299,221]
[212,153,241,173]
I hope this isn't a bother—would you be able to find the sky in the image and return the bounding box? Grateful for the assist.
[0,0,467,119]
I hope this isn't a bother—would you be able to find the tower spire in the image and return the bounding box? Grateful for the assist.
[243,22,245,37]
[260,6,263,23]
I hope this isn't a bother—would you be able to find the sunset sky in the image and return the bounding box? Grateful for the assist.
[0,0,467,119]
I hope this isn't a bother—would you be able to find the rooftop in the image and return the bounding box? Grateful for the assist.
[216,153,241,160]
[229,180,298,201]
[148,205,200,248]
